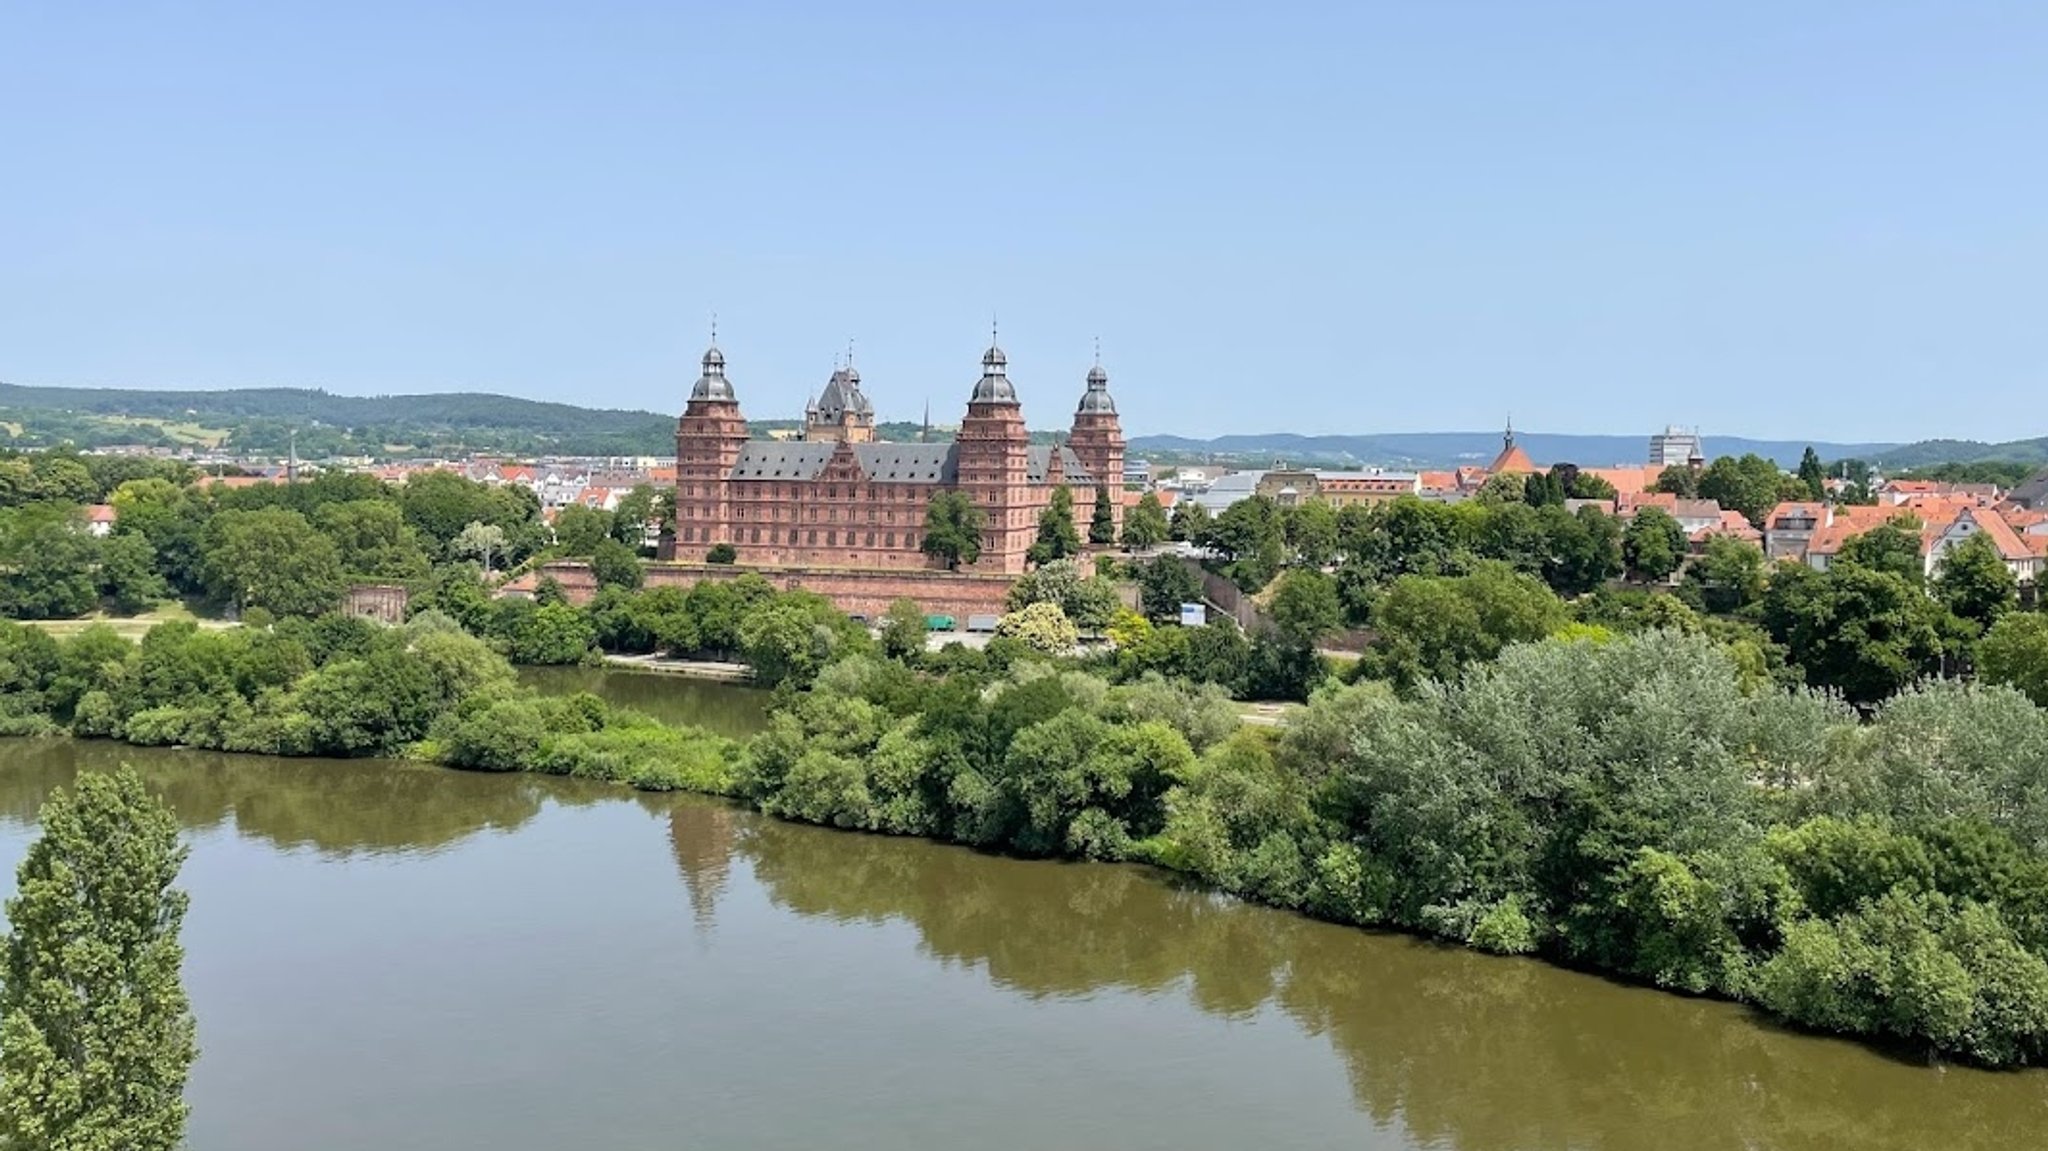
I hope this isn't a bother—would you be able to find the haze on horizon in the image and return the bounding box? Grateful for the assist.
[1,1,2041,444]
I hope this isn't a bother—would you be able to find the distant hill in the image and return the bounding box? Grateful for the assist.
[1126,431,2048,471]
[3,379,2044,470]
[0,381,677,457]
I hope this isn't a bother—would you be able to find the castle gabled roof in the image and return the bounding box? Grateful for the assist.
[726,441,958,484]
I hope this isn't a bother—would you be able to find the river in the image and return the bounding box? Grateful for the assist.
[0,682,2044,1149]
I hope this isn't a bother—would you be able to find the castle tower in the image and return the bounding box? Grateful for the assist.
[675,342,749,554]
[1067,356,1126,536]
[954,340,1035,573]
[803,365,876,443]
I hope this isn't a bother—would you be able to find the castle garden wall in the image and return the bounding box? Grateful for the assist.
[536,560,1014,623]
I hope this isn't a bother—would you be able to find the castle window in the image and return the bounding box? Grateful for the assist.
[866,532,876,547]
[827,530,837,546]
[886,532,896,547]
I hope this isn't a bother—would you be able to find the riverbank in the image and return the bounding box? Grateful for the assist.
[7,741,2040,1151]
[597,652,753,682]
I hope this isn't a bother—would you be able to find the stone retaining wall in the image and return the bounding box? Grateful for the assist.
[536,560,1015,623]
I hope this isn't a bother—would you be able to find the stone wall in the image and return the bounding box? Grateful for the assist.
[536,560,1015,625]
[342,584,409,626]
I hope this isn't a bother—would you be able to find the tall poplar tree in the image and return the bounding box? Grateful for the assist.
[1088,484,1117,545]
[0,767,196,1151]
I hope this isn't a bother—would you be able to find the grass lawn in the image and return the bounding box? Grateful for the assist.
[15,600,235,640]
[1232,699,1306,727]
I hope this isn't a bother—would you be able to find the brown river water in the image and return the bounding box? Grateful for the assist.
[0,674,2042,1150]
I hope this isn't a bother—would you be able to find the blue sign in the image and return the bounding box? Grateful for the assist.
[1179,602,1206,627]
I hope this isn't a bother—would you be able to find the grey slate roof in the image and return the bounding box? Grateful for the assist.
[856,443,958,484]
[1029,445,1096,486]
[814,368,873,420]
[727,441,960,484]
[727,442,839,480]
[2013,467,2048,510]
[724,440,1092,487]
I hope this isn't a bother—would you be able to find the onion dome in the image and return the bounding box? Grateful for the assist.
[690,345,735,401]
[1077,362,1116,414]
[971,344,1018,403]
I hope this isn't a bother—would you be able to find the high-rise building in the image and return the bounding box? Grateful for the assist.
[1649,425,1705,469]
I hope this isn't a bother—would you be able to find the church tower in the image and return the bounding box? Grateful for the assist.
[1067,355,1126,537]
[954,340,1034,573]
[675,342,749,554]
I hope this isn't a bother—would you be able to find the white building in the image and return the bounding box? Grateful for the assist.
[1648,426,1705,469]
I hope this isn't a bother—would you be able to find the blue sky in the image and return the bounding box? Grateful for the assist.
[1,2,2042,441]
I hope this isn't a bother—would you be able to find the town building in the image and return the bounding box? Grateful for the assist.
[1649,425,1706,469]
[672,339,1124,575]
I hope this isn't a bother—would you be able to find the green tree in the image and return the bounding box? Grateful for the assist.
[1168,500,1211,544]
[312,499,431,581]
[1622,507,1687,583]
[996,601,1079,654]
[1284,500,1340,567]
[1681,536,1768,615]
[739,596,850,688]
[1838,516,1926,584]
[0,506,101,619]
[1029,485,1082,565]
[98,530,168,615]
[398,471,535,548]
[1119,492,1169,551]
[880,598,928,662]
[0,767,196,1151]
[1761,564,1945,704]
[1653,465,1701,499]
[552,504,613,554]
[1540,505,1623,596]
[590,538,644,590]
[1006,559,1121,632]
[1697,454,1802,528]
[1137,555,1204,620]
[451,521,509,577]
[1797,447,1827,501]
[1207,496,1287,590]
[1088,484,1117,545]
[502,600,596,665]
[609,484,658,548]
[705,542,738,565]
[1269,569,1342,646]
[922,491,985,570]
[1977,613,2048,707]
[1474,472,1528,506]
[1366,562,1568,687]
[202,507,346,618]
[1933,532,2017,630]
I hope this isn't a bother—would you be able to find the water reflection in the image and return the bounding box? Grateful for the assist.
[514,666,770,738]
[714,806,2048,1151]
[0,740,552,858]
[1,740,2042,1151]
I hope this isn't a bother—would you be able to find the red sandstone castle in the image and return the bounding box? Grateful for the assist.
[674,339,1125,576]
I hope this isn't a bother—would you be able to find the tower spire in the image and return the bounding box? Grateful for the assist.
[710,311,717,345]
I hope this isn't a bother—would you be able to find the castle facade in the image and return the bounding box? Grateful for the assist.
[674,340,1125,575]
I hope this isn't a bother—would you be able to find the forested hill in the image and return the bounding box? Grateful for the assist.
[1126,431,2048,470]
[5,378,2045,467]
[0,381,678,457]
